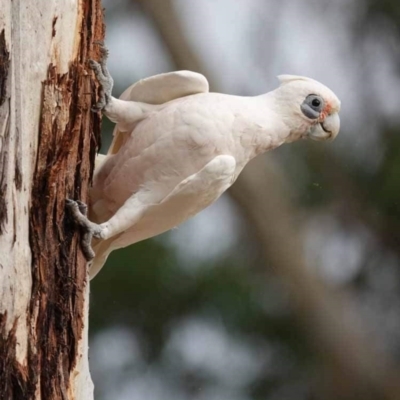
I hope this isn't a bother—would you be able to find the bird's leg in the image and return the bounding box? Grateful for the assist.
[89,42,156,127]
[76,200,88,216]
[75,200,96,261]
[90,41,114,111]
[69,193,147,248]
[66,199,105,261]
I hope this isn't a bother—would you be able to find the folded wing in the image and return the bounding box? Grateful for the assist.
[108,71,209,155]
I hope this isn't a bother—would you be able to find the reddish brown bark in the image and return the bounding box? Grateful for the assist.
[0,28,11,235]
[0,1,104,399]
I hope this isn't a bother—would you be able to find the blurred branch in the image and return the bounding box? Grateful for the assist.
[131,0,400,398]
[135,0,217,89]
[310,146,400,259]
[231,157,400,400]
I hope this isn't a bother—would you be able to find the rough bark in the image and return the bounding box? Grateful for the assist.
[0,1,103,399]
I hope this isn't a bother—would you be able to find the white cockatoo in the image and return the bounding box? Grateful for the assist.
[67,48,341,279]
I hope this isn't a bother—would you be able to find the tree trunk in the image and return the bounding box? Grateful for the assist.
[0,1,103,398]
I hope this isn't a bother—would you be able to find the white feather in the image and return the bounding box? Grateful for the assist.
[88,71,341,278]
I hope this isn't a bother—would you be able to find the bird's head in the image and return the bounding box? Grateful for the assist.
[273,75,341,143]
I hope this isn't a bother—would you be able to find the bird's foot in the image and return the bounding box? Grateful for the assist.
[90,41,114,111]
[66,199,104,261]
[76,200,88,216]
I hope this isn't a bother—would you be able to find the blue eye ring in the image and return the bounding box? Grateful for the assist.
[301,94,324,119]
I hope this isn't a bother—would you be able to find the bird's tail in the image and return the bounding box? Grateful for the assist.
[89,238,115,279]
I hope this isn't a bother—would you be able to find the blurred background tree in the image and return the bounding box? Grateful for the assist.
[89,1,400,399]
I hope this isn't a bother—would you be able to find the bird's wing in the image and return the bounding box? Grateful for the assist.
[119,70,209,104]
[108,71,209,155]
[89,154,236,279]
[94,95,220,215]
[91,92,238,226]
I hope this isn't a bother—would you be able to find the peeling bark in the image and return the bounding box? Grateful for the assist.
[29,62,101,399]
[0,0,104,399]
[0,313,29,400]
[0,30,9,106]
[0,28,10,234]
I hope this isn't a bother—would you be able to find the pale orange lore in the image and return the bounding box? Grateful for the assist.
[320,101,333,121]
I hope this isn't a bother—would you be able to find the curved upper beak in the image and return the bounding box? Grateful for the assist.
[308,112,340,142]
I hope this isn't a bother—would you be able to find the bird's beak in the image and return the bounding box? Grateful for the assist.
[307,112,340,142]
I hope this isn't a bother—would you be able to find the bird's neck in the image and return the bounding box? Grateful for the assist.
[236,94,292,160]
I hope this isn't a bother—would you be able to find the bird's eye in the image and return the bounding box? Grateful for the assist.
[311,98,321,108]
[301,94,324,119]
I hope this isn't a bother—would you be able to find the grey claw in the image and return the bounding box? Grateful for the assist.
[76,200,88,216]
[66,199,99,261]
[99,46,109,58]
[66,198,80,212]
[89,45,113,111]
[81,234,95,261]
[89,59,98,68]
[92,103,105,113]
[94,41,109,57]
